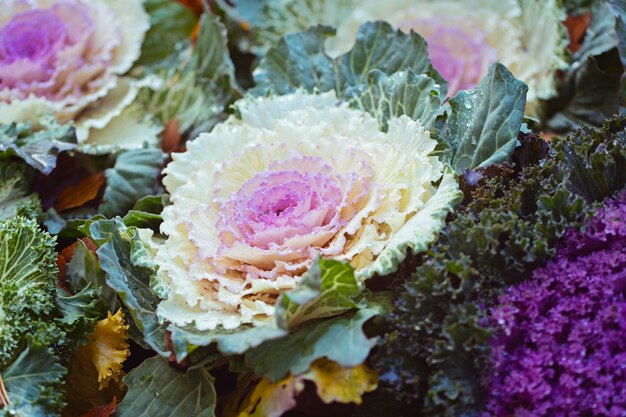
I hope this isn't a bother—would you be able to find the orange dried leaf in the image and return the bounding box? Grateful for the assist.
[564,12,591,53]
[60,238,98,264]
[56,254,67,282]
[540,131,558,142]
[54,172,105,212]
[162,119,182,154]
[177,0,204,15]
[191,20,201,43]
[80,397,118,417]
[0,373,10,409]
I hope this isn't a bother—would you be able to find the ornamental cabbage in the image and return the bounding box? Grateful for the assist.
[0,0,158,152]
[251,0,568,114]
[484,190,626,416]
[155,91,461,331]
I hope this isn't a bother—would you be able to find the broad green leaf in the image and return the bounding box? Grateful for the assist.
[611,0,626,106]
[55,284,105,349]
[336,21,445,98]
[0,159,41,221]
[56,284,104,329]
[65,240,118,311]
[0,116,76,175]
[89,218,168,355]
[191,14,239,90]
[168,322,287,363]
[545,52,623,132]
[1,338,67,417]
[573,1,618,62]
[252,21,446,101]
[445,63,527,171]
[244,308,379,382]
[275,259,360,330]
[137,70,221,135]
[252,25,337,95]
[562,0,602,14]
[223,0,357,55]
[137,15,239,136]
[117,356,216,417]
[351,69,444,130]
[137,0,198,67]
[215,0,264,28]
[123,194,169,230]
[43,210,106,240]
[99,149,166,218]
[545,2,624,131]
[129,228,167,299]
[128,194,169,214]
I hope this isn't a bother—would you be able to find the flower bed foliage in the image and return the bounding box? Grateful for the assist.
[0,1,624,416]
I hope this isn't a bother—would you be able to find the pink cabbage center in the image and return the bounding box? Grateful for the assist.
[398,19,497,96]
[217,156,346,253]
[0,1,117,102]
[0,9,67,63]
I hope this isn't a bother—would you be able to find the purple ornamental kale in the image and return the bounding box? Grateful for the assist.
[483,190,626,417]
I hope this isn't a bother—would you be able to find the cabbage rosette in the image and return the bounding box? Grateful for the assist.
[0,0,158,152]
[249,0,568,115]
[155,91,461,331]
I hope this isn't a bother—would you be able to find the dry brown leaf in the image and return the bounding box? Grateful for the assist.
[57,237,97,293]
[54,172,105,212]
[0,374,10,409]
[177,0,204,15]
[80,397,118,417]
[162,119,182,154]
[564,12,591,53]
[60,238,98,264]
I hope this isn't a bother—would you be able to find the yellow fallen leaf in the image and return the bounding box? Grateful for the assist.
[236,376,304,417]
[63,310,129,416]
[73,309,130,389]
[303,359,378,405]
[86,309,131,389]
[232,359,378,416]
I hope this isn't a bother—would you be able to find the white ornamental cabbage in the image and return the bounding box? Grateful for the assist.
[254,0,568,115]
[0,0,158,152]
[155,91,461,331]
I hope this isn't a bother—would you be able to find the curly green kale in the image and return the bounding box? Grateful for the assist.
[374,115,626,416]
[0,217,105,416]
[0,160,41,221]
[0,216,59,368]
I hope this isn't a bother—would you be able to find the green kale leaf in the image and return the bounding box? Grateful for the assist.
[0,160,41,221]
